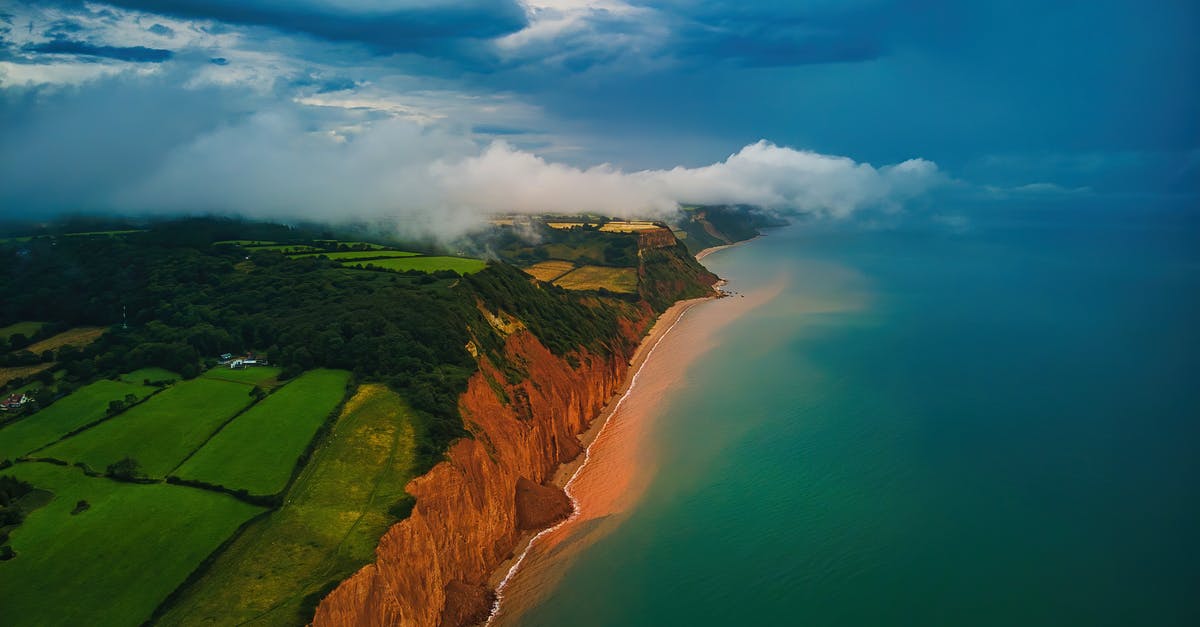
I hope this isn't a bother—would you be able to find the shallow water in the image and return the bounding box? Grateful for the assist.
[517,203,1200,626]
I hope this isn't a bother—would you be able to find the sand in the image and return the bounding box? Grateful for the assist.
[485,243,781,626]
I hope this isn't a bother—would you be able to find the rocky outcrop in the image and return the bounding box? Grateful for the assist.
[312,310,653,627]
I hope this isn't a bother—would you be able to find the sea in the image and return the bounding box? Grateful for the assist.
[517,201,1200,626]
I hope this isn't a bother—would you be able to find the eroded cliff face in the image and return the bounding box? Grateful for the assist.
[312,308,653,627]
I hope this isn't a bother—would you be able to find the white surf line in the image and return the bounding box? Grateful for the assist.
[486,303,699,624]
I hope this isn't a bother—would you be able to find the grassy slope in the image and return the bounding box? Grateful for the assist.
[347,256,487,274]
[0,378,156,461]
[118,367,178,384]
[296,250,419,260]
[24,327,107,354]
[0,321,44,340]
[38,378,255,477]
[159,384,418,626]
[0,463,263,627]
[554,265,639,293]
[175,369,351,495]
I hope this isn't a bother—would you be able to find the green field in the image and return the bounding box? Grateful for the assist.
[0,463,263,627]
[118,367,178,385]
[346,255,487,274]
[553,265,639,293]
[175,369,351,495]
[296,250,420,261]
[38,378,255,478]
[202,365,282,388]
[0,321,44,340]
[0,378,157,461]
[63,229,147,238]
[159,384,419,625]
[250,245,324,254]
[312,240,387,250]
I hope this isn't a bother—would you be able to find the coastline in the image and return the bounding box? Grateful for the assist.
[484,239,771,625]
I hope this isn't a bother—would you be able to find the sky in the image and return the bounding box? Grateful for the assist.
[1,0,1196,235]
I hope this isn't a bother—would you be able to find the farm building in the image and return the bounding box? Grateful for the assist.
[1,392,29,411]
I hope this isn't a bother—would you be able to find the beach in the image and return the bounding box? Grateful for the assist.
[485,242,780,626]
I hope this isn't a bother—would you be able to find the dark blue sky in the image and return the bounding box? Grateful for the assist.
[1,0,1195,225]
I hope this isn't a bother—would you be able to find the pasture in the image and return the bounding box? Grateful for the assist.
[599,220,661,233]
[525,260,576,282]
[554,265,639,293]
[202,365,282,388]
[25,327,107,354]
[0,378,157,461]
[159,384,419,626]
[214,240,278,246]
[175,369,351,496]
[312,240,387,249]
[0,462,262,627]
[38,378,255,478]
[250,244,325,254]
[0,321,44,341]
[296,250,420,261]
[118,367,178,385]
[348,255,487,274]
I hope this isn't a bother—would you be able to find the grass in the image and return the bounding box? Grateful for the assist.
[174,369,351,496]
[214,240,278,246]
[524,260,576,282]
[118,367,178,385]
[158,384,419,626]
[0,363,54,387]
[599,221,660,233]
[554,265,639,293]
[0,378,157,461]
[0,462,263,627]
[295,250,420,261]
[249,245,325,254]
[0,321,44,340]
[201,365,282,388]
[346,255,487,274]
[25,327,107,354]
[543,241,609,264]
[63,229,147,237]
[312,240,387,250]
[38,378,256,478]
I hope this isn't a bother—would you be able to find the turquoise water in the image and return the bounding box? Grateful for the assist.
[520,205,1200,626]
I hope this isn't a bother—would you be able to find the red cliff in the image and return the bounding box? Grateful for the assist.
[312,309,652,627]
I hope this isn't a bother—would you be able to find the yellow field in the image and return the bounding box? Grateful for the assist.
[25,327,107,354]
[0,363,54,387]
[546,222,587,230]
[554,265,639,293]
[599,221,660,233]
[525,260,576,282]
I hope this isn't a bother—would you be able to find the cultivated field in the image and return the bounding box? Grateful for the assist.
[24,327,107,354]
[158,384,420,625]
[525,260,576,282]
[554,265,639,293]
[0,321,44,340]
[296,250,420,261]
[0,363,53,387]
[599,221,660,233]
[202,365,282,388]
[174,369,351,496]
[0,463,263,627]
[38,378,255,478]
[347,256,487,274]
[0,378,157,461]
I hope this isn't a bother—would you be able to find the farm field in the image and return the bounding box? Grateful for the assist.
[250,245,324,254]
[0,462,263,627]
[599,221,660,233]
[0,363,54,387]
[346,255,487,274]
[25,327,107,354]
[175,369,351,496]
[524,260,576,282]
[214,240,278,246]
[159,384,419,626]
[542,241,608,264]
[202,365,282,388]
[119,367,178,385]
[0,321,44,340]
[554,265,639,293]
[38,378,255,478]
[0,378,157,461]
[312,240,387,249]
[296,250,420,261]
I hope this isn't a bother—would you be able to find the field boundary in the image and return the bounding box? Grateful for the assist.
[16,385,169,459]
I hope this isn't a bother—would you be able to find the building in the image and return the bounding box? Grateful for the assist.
[1,393,29,411]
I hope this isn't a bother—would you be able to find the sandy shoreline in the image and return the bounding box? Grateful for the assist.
[484,240,770,625]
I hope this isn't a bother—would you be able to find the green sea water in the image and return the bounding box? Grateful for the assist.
[520,204,1200,626]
